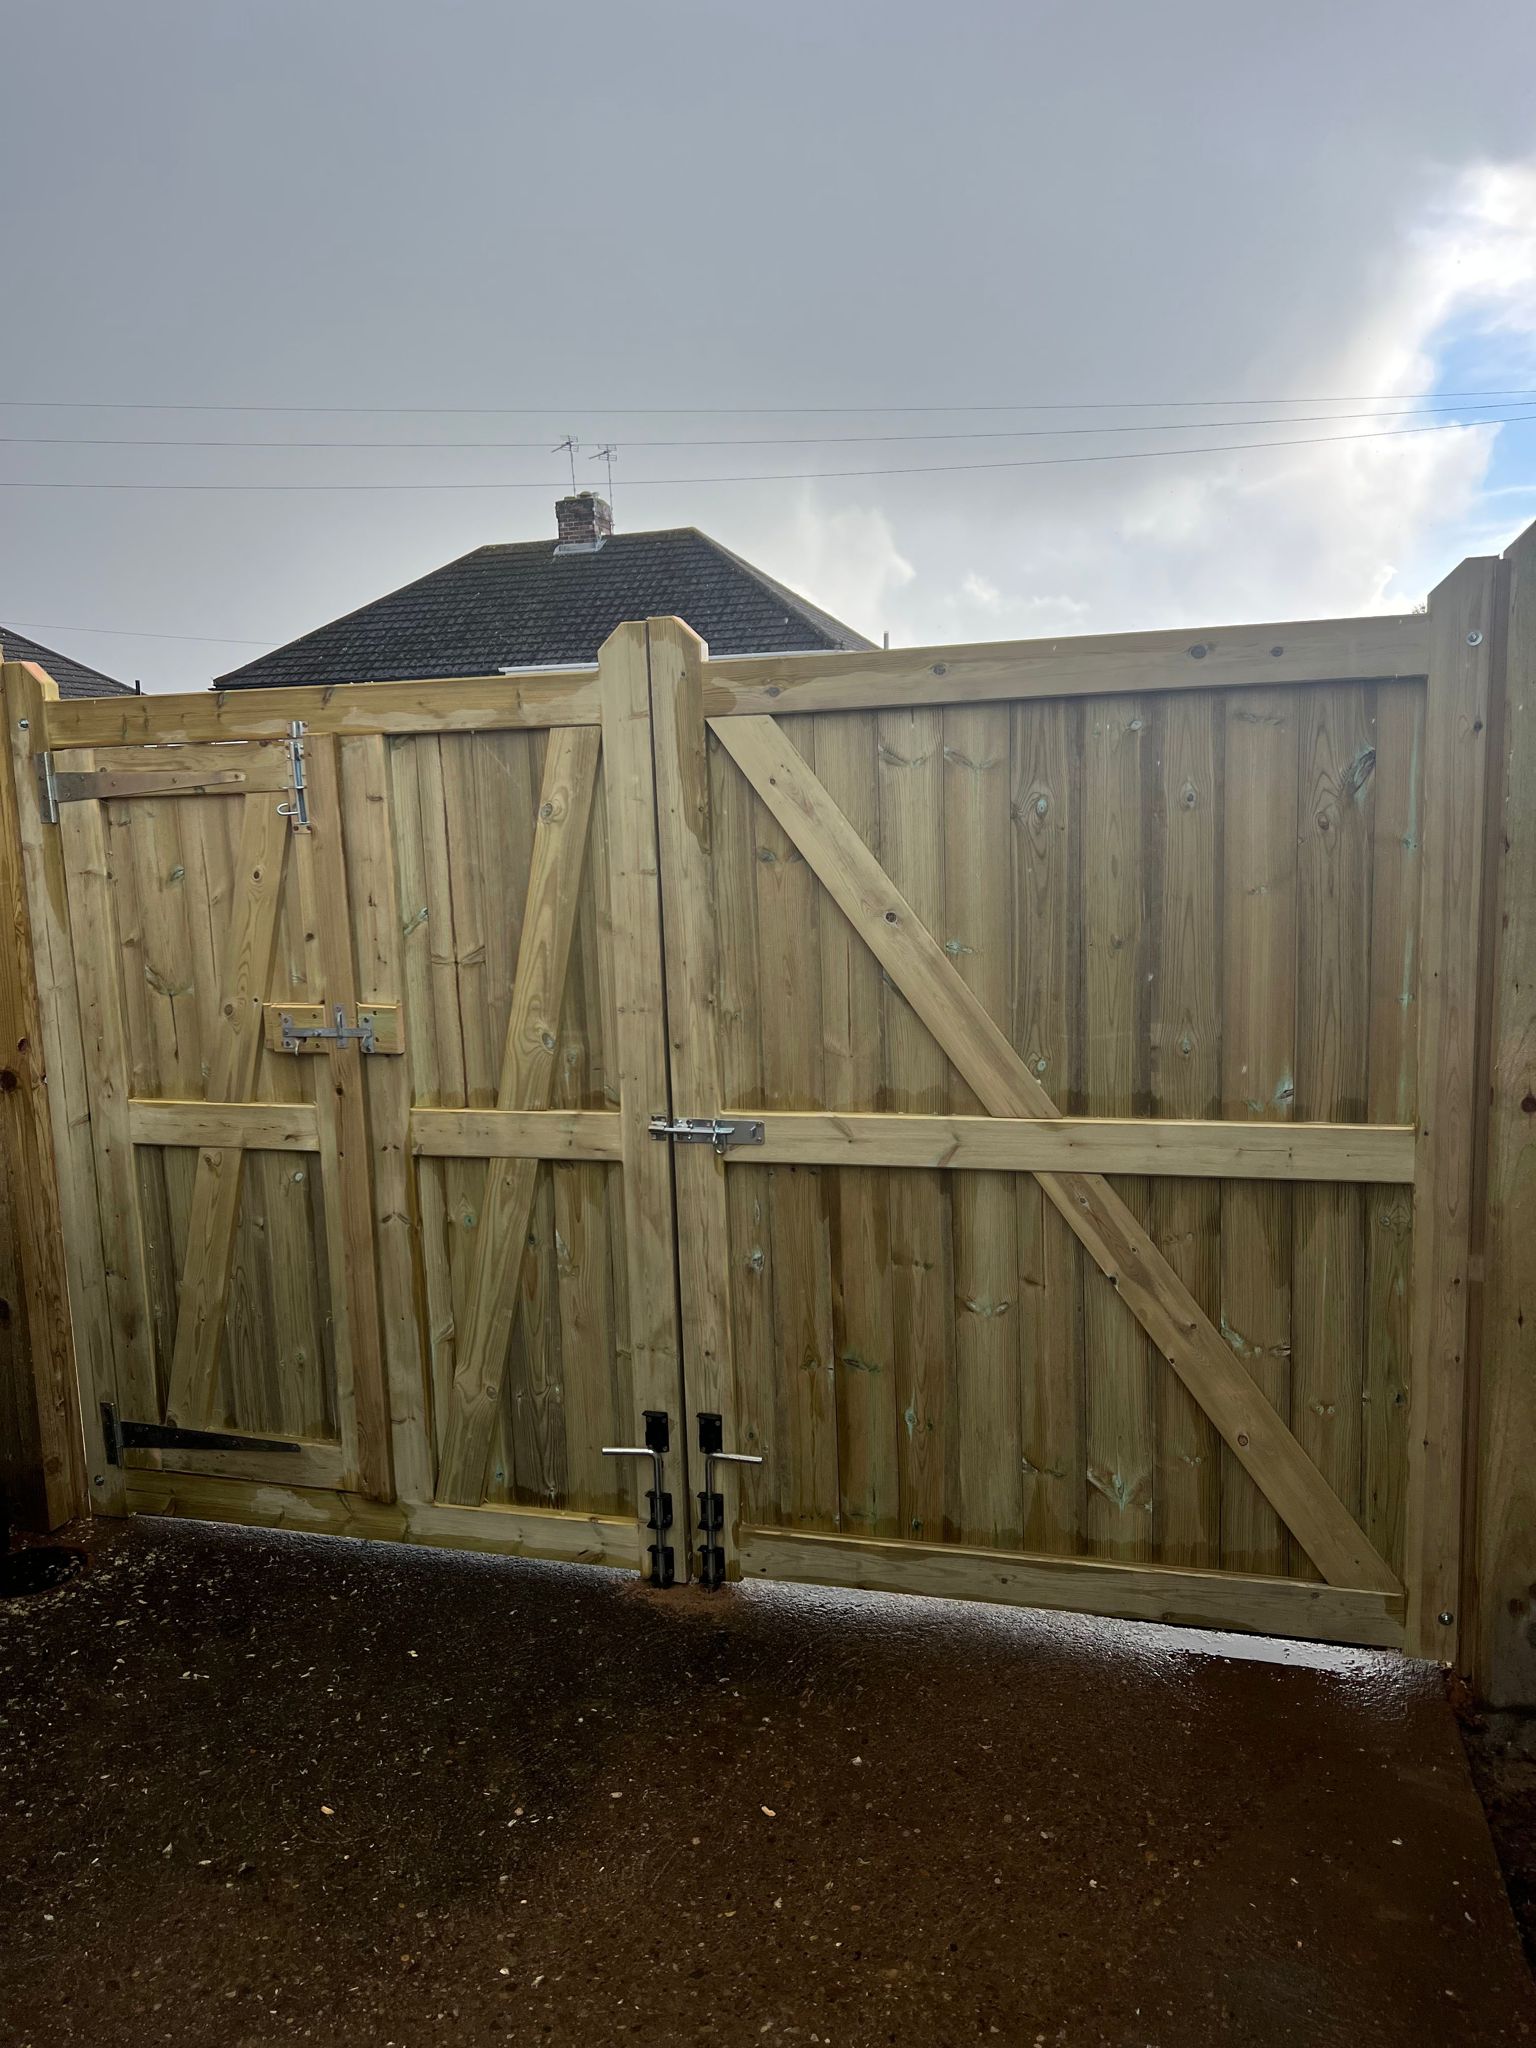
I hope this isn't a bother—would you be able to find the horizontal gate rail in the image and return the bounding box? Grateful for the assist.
[738,1111,1414,1182]
[702,612,1430,717]
[736,1527,1406,1650]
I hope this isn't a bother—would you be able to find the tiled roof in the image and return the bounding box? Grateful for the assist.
[214,527,874,689]
[0,627,133,697]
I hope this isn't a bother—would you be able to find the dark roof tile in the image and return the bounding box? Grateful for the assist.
[214,526,874,689]
[0,628,133,697]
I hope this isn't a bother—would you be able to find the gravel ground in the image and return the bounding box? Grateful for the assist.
[2,1516,1533,2047]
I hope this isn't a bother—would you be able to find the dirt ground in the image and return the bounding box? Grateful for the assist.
[1464,1706,1536,1974]
[2,1517,1533,2048]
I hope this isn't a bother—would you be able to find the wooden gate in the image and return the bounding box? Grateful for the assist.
[645,563,1491,1660]
[1,561,1494,1660]
[2,627,684,1567]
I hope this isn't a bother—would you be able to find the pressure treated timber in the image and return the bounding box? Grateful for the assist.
[129,1100,321,1150]
[703,612,1429,718]
[1403,558,1499,1659]
[162,797,291,1430]
[1476,524,1536,1705]
[434,726,601,1506]
[735,1527,1406,1649]
[712,711,1400,1594]
[299,735,393,1500]
[742,1111,1414,1182]
[410,1108,622,1160]
[599,622,689,1565]
[0,666,86,1525]
[54,762,288,801]
[125,1469,637,1566]
[39,669,601,752]
[2,664,123,1505]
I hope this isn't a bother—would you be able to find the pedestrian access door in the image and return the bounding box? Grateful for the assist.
[645,595,1484,1659]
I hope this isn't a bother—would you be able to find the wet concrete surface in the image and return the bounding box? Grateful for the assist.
[2,1519,1532,2047]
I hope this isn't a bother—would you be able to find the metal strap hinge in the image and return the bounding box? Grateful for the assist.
[101,1401,301,1466]
[279,1004,376,1055]
[648,1115,764,1155]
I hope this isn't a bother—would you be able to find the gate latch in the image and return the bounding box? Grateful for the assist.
[602,1410,675,1587]
[649,1115,764,1156]
[695,1412,764,1590]
[279,1004,377,1056]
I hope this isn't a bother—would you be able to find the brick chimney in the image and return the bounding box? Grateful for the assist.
[555,491,613,548]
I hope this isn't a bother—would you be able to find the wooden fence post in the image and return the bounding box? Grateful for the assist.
[1404,559,1500,1659]
[1471,521,1536,1705]
[0,659,88,1529]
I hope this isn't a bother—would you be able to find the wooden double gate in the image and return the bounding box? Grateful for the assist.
[2,562,1494,1659]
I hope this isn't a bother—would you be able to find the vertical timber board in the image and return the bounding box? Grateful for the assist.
[303,736,393,1500]
[1148,693,1221,1568]
[754,713,838,1529]
[433,727,599,1505]
[162,796,289,1430]
[0,662,86,1525]
[606,621,689,1561]
[1363,681,1424,1579]
[1219,689,1297,1575]
[2,664,120,1506]
[1291,683,1374,1576]
[943,702,1022,1548]
[815,712,899,1539]
[1081,697,1154,1558]
[1476,524,1536,1704]
[1010,698,1083,1553]
[341,737,433,1504]
[877,705,955,1545]
[1406,556,1498,1660]
[59,767,161,1429]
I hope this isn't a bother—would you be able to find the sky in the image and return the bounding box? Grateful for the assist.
[3,0,1536,691]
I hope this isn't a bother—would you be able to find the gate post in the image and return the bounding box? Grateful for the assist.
[0,659,88,1529]
[1404,561,1501,1660]
[1470,520,1536,1705]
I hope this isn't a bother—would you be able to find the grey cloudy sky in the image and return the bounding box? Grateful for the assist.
[4,0,1536,690]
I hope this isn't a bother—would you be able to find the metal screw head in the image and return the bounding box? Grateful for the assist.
[93,1473,104,1487]
[1438,1609,1454,1625]
[16,718,27,730]
[1467,630,1484,647]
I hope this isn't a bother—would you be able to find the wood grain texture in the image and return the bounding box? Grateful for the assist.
[703,614,1429,717]
[713,712,1399,1593]
[737,1527,1405,1648]
[434,727,600,1505]
[40,669,601,751]
[1219,690,1298,1575]
[604,621,688,1560]
[162,795,290,1429]
[1404,558,1499,1657]
[741,1111,1412,1179]
[1476,524,1536,1704]
[0,665,87,1524]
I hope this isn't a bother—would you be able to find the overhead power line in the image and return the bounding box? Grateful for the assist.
[2,618,270,647]
[0,398,1528,452]
[0,410,1529,491]
[0,386,1535,418]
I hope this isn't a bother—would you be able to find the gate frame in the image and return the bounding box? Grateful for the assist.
[0,548,1510,1669]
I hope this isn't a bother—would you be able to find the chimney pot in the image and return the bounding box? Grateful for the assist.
[555,491,613,548]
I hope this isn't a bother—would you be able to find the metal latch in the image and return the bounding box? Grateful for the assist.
[279,1004,376,1055]
[648,1115,765,1156]
[101,1401,301,1466]
[602,1410,675,1587]
[276,718,310,829]
[695,1412,763,1590]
